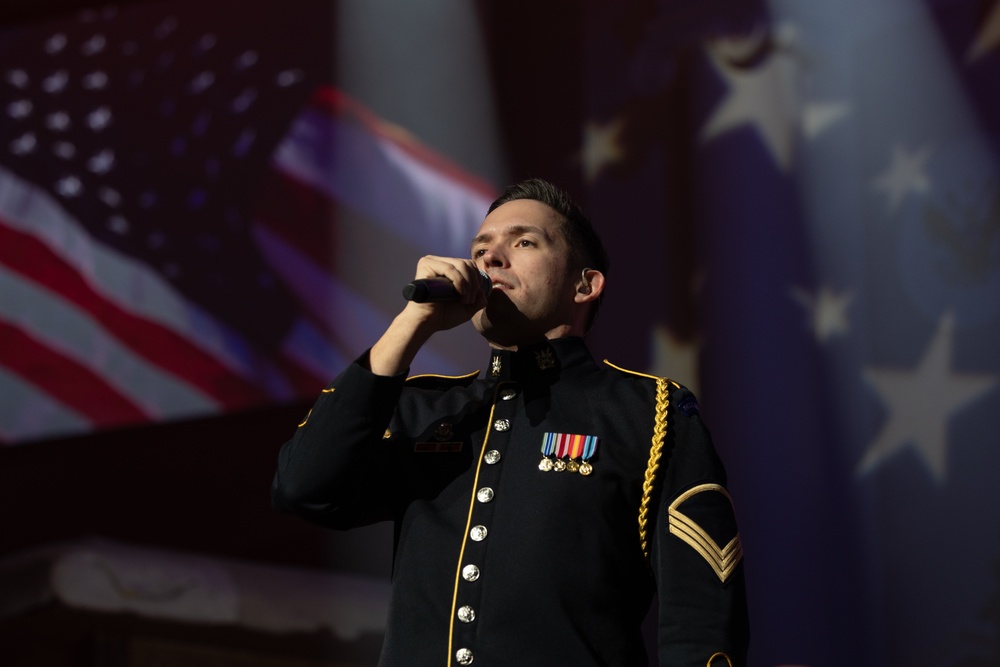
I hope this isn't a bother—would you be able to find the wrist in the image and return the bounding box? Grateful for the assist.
[369,307,436,376]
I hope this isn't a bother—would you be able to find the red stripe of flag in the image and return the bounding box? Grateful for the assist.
[273,349,328,396]
[251,168,351,388]
[0,222,268,409]
[310,87,496,200]
[0,320,149,428]
[254,168,338,270]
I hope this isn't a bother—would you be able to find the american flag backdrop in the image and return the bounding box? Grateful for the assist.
[581,1,1000,665]
[0,1,493,444]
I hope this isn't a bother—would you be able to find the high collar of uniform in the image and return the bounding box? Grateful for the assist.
[485,337,592,382]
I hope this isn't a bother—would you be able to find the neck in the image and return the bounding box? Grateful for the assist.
[485,323,579,352]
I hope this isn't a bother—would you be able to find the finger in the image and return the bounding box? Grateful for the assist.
[415,257,479,304]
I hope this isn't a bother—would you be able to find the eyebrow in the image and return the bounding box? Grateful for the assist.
[471,224,552,250]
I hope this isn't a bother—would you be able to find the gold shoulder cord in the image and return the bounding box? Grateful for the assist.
[638,377,670,560]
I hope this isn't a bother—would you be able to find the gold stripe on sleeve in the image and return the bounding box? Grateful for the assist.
[668,483,743,583]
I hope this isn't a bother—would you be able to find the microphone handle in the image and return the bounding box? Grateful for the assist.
[402,271,492,303]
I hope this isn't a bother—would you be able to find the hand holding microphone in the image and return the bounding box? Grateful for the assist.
[403,269,493,303]
[371,258,490,377]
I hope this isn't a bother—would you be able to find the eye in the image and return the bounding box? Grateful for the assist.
[516,238,535,248]
[473,248,486,258]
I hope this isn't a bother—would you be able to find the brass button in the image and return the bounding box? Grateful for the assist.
[457,605,476,623]
[476,487,494,503]
[456,648,474,665]
[493,418,510,432]
[470,525,487,541]
[500,388,517,400]
[484,449,501,464]
[462,564,480,582]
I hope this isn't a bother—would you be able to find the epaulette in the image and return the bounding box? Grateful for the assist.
[602,359,701,416]
[404,369,480,391]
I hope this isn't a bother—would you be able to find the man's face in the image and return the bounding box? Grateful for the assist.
[470,199,579,347]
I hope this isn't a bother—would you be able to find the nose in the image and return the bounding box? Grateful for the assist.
[478,244,508,269]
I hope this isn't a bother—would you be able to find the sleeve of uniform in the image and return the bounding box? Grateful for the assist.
[271,349,407,529]
[650,386,749,667]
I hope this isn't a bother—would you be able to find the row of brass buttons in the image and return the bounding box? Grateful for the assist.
[454,389,516,665]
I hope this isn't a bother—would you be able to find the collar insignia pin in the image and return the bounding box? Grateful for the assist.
[534,348,556,370]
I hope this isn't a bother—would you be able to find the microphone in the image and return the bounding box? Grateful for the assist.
[402,270,493,303]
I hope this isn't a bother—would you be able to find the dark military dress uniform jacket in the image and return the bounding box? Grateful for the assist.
[272,336,749,666]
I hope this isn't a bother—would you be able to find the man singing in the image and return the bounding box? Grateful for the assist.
[272,178,749,666]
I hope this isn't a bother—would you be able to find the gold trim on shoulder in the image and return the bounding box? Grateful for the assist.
[669,483,743,583]
[299,387,335,427]
[406,370,480,382]
[638,377,670,560]
[706,652,733,667]
[603,359,680,387]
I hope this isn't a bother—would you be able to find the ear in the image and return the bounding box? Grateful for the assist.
[574,268,605,305]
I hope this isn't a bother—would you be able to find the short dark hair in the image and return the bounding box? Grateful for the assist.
[488,178,610,278]
[488,178,610,330]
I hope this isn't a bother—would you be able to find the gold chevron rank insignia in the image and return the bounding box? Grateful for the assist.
[668,483,743,583]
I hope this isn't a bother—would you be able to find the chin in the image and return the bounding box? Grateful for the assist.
[473,311,514,348]
[473,311,501,336]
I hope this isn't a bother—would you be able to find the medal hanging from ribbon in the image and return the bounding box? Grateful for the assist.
[538,432,556,471]
[539,432,598,475]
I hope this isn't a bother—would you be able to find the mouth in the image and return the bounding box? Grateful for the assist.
[483,270,514,295]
